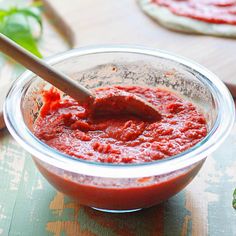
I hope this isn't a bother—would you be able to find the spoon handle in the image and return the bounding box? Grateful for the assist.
[0,33,93,102]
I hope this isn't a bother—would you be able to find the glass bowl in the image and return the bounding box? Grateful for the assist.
[4,46,235,213]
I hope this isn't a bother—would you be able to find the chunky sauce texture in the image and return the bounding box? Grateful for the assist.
[33,86,207,164]
[153,0,236,25]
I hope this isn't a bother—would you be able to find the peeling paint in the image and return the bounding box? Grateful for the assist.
[49,192,65,216]
[181,215,191,236]
[0,205,6,221]
[23,170,29,183]
[226,162,236,181]
[4,142,26,191]
[207,125,236,235]
[34,178,44,190]
[46,193,94,236]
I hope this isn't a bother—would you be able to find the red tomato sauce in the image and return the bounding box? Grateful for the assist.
[35,158,204,210]
[153,0,236,25]
[33,86,207,210]
[33,86,207,164]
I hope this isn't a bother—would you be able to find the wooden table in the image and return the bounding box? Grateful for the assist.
[0,1,236,235]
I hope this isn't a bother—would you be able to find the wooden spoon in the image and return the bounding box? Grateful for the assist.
[0,33,161,121]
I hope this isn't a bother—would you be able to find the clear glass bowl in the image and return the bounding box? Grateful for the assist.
[4,46,235,213]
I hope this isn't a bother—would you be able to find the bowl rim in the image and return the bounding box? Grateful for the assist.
[3,45,235,178]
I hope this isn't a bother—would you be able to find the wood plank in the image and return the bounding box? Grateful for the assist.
[0,84,11,130]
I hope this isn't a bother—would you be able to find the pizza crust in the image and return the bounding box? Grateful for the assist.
[138,0,236,38]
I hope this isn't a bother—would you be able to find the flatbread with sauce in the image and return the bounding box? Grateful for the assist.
[138,0,236,38]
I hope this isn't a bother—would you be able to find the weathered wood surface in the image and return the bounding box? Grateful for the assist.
[0,0,236,235]
[0,125,236,236]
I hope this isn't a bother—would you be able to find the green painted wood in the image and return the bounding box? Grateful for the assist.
[0,125,236,235]
[207,136,236,236]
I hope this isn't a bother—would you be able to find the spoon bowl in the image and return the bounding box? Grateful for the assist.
[93,88,161,120]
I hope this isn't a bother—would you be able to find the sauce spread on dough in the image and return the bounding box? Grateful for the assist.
[33,86,207,164]
[153,0,236,25]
